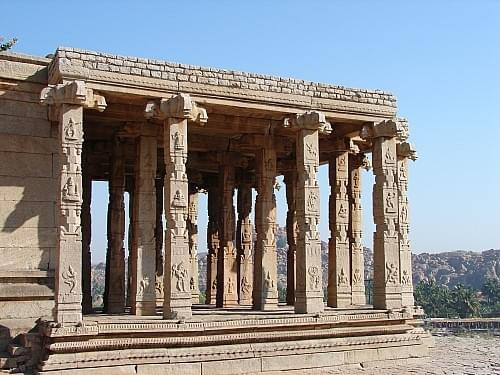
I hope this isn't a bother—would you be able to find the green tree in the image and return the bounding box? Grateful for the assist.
[482,277,500,304]
[450,284,481,318]
[0,36,17,51]
[414,280,456,318]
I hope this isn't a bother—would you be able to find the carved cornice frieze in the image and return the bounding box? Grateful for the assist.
[40,80,107,111]
[145,93,208,124]
[284,110,332,135]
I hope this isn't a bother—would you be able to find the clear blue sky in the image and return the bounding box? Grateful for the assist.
[4,1,499,262]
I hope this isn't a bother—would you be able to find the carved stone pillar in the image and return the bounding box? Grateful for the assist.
[130,126,157,315]
[253,142,278,310]
[188,184,200,303]
[155,176,164,308]
[81,150,92,314]
[104,139,126,313]
[284,171,297,306]
[349,153,369,305]
[327,147,351,308]
[236,182,253,306]
[145,93,207,319]
[125,175,134,308]
[397,141,417,307]
[206,184,220,305]
[366,120,403,309]
[216,163,238,307]
[290,112,330,314]
[40,80,106,324]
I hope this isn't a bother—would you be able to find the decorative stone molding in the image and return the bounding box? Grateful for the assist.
[284,110,332,135]
[145,93,207,124]
[360,118,406,140]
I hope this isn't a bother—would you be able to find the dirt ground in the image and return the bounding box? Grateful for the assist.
[265,334,500,375]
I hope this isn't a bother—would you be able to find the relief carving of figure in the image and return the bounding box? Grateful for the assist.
[353,171,359,189]
[337,154,346,170]
[172,190,187,207]
[338,203,347,219]
[227,277,234,294]
[400,204,408,223]
[211,277,217,291]
[155,278,164,296]
[172,131,184,150]
[242,224,252,242]
[263,271,275,292]
[384,148,394,164]
[385,191,396,213]
[241,276,251,297]
[64,118,79,141]
[172,262,188,292]
[338,267,349,286]
[306,142,317,159]
[352,268,362,285]
[307,190,318,211]
[399,163,407,179]
[138,276,152,296]
[62,176,79,201]
[401,270,411,285]
[62,265,77,293]
[386,262,399,284]
[308,266,320,290]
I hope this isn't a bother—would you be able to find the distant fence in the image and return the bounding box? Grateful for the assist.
[425,318,500,332]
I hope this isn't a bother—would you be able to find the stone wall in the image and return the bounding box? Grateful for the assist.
[0,52,55,323]
[52,47,397,116]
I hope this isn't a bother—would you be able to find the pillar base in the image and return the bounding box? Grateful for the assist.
[295,295,324,314]
[373,292,403,310]
[351,289,366,306]
[131,302,156,316]
[163,307,192,320]
[191,293,200,304]
[327,293,351,308]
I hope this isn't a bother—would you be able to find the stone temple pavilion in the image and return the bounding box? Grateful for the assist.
[0,48,429,374]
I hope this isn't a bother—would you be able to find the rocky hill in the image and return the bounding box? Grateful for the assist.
[92,228,499,304]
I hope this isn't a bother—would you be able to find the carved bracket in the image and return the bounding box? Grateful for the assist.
[284,110,332,135]
[145,93,208,124]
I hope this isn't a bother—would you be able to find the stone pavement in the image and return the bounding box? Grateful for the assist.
[259,335,500,375]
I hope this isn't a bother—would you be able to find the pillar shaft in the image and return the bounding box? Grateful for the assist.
[216,164,238,307]
[237,183,253,306]
[397,152,414,307]
[155,176,164,307]
[253,145,278,310]
[55,104,84,324]
[372,136,402,309]
[327,151,351,307]
[131,130,157,315]
[295,129,324,314]
[188,185,200,303]
[163,118,192,319]
[349,154,366,305]
[125,176,134,308]
[104,140,126,313]
[81,154,92,314]
[206,186,220,305]
[284,171,297,306]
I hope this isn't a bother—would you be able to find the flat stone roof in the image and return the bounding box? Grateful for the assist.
[53,47,397,110]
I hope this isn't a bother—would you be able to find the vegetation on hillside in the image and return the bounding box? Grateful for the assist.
[414,278,500,318]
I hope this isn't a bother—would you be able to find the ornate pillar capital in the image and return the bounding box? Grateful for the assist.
[145,93,207,124]
[397,142,418,161]
[40,80,107,111]
[361,118,407,140]
[284,110,332,135]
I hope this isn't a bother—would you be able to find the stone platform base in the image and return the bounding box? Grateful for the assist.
[37,307,429,374]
